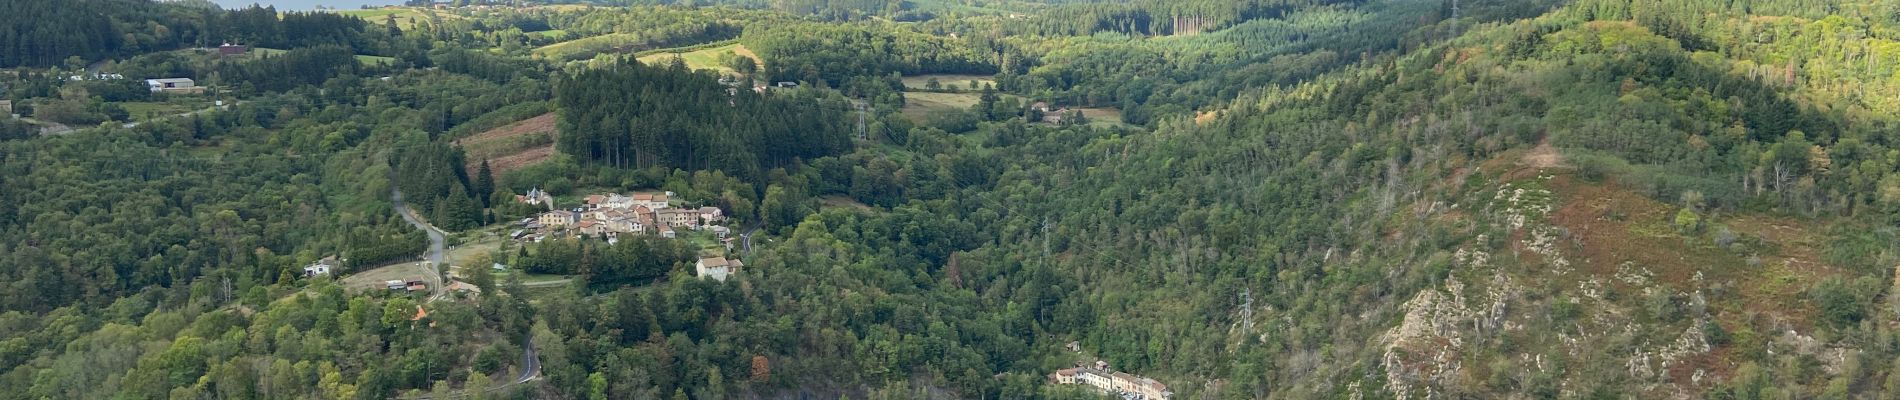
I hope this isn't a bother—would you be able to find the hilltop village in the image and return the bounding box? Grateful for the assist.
[514,189,732,244]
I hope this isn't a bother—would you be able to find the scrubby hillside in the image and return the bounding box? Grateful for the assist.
[1006,0,1900,397]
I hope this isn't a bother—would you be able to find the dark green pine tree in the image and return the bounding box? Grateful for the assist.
[443,184,483,231]
[475,160,496,208]
[976,86,1000,121]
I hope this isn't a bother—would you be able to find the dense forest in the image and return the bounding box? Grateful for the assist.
[3,0,1900,399]
[555,60,855,182]
[0,1,407,68]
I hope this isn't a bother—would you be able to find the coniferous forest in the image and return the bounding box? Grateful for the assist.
[2,0,1900,399]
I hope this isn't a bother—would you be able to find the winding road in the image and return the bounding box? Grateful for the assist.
[391,189,446,300]
[388,189,541,399]
[740,222,763,255]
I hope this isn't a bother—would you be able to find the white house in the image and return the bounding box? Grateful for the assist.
[303,257,336,277]
[146,78,203,93]
[631,192,670,210]
[698,206,724,225]
[695,256,745,281]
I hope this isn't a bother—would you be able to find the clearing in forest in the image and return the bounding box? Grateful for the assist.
[899,74,996,91]
[456,113,557,174]
[900,91,989,119]
[636,43,761,74]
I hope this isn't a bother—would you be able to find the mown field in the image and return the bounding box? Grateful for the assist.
[635,42,760,74]
[899,74,996,91]
[334,7,445,30]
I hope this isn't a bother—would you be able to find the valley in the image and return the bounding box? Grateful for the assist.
[0,0,1897,399]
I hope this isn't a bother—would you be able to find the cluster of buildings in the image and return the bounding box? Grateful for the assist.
[516,191,731,243]
[515,190,753,281]
[1050,361,1171,400]
[1031,101,1080,124]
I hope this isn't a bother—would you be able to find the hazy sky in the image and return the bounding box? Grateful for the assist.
[211,0,407,11]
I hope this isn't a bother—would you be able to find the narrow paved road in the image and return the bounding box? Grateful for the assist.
[740,222,762,255]
[514,340,541,385]
[391,189,446,300]
[387,188,541,399]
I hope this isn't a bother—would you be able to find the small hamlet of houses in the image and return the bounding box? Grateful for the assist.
[1050,360,1172,400]
[519,190,744,280]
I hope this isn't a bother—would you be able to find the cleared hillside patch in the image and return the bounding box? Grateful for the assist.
[456,112,558,174]
[1542,174,1840,332]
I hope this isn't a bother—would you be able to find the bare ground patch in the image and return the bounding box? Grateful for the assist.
[457,113,556,149]
[487,145,555,175]
[1542,175,1839,331]
[1521,140,1565,170]
[458,113,558,174]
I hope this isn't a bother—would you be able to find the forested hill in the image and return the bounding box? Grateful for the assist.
[555,61,855,181]
[0,0,404,68]
[1095,0,1900,396]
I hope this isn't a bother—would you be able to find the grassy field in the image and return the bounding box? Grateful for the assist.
[355,54,397,65]
[442,230,571,284]
[899,74,996,91]
[899,91,1132,127]
[334,8,407,18]
[820,196,874,212]
[534,33,643,61]
[1072,107,1126,127]
[252,47,397,65]
[527,29,570,40]
[900,91,985,119]
[899,91,1033,119]
[636,43,760,74]
[335,8,442,30]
